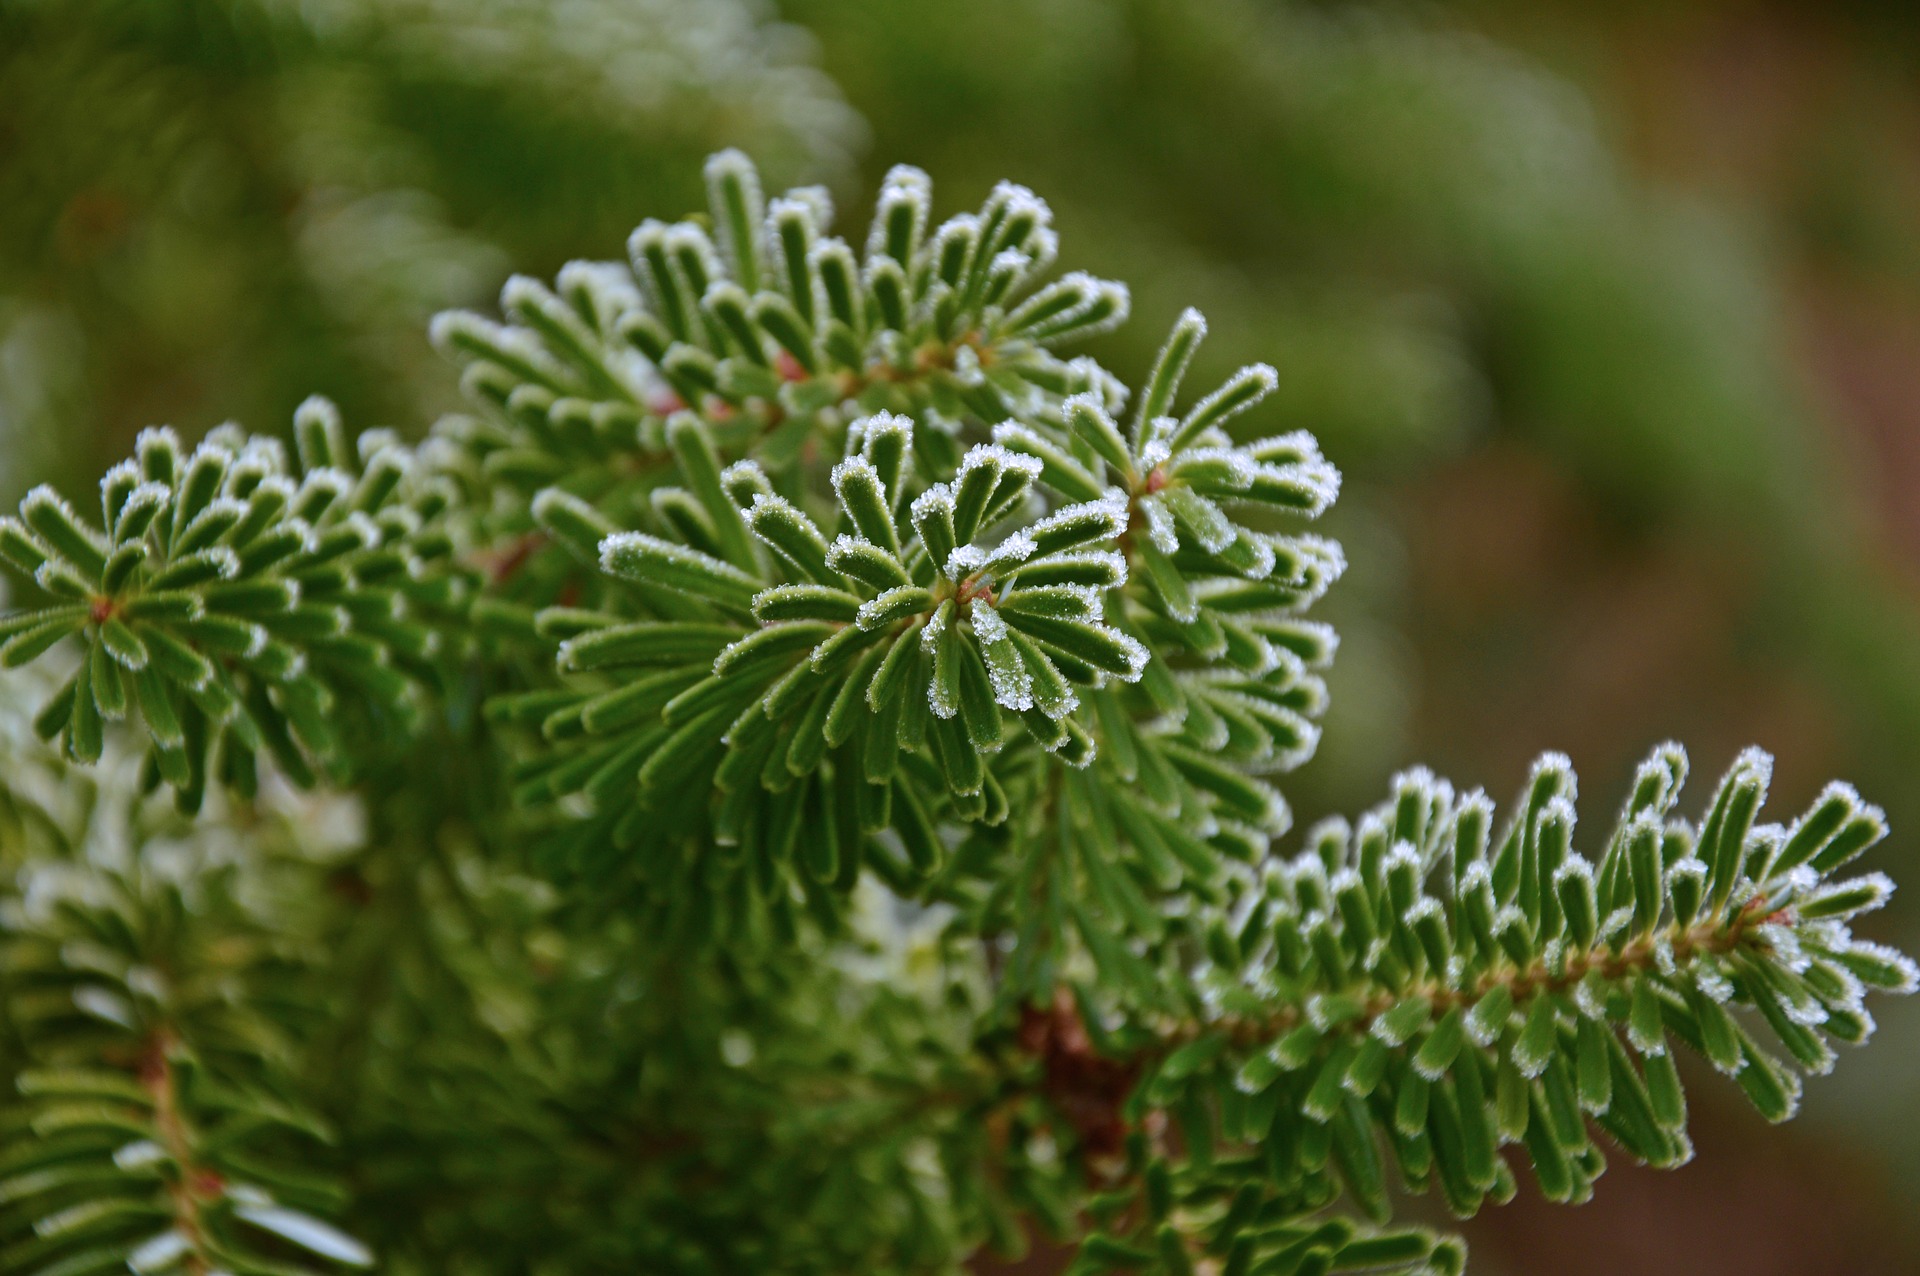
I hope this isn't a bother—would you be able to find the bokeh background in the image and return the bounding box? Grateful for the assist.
[3,0,1917,1270]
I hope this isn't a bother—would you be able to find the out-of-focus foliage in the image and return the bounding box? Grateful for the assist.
[0,664,373,1275]
[0,0,860,498]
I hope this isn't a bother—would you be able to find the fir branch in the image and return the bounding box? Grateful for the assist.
[1045,745,1913,1265]
[0,145,1911,1275]
[0,406,469,805]
[0,733,369,1276]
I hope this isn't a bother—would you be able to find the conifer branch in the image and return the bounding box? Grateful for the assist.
[1030,746,1913,1269]
[0,407,467,805]
[0,146,1910,1274]
[0,726,368,1275]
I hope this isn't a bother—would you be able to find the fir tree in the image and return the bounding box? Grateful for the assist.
[0,151,1911,1275]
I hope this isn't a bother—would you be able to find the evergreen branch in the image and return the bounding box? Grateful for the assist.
[487,382,1336,941]
[0,404,469,805]
[430,156,1169,913]
[0,140,1911,1273]
[0,740,369,1276]
[471,303,1341,951]
[1060,745,1912,1259]
[426,151,1129,512]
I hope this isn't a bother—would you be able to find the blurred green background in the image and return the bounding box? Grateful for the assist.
[4,0,1917,1269]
